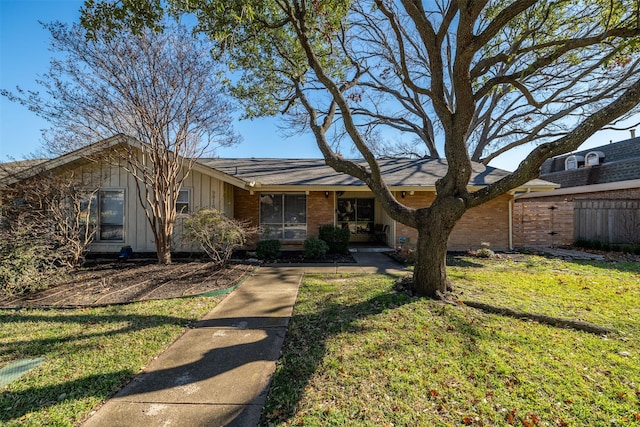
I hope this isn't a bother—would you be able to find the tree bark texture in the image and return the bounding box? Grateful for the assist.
[412,197,466,297]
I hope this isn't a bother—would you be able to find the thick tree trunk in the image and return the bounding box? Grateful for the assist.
[412,198,465,298]
[413,225,451,298]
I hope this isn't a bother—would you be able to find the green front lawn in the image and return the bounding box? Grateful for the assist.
[263,256,640,426]
[0,297,220,426]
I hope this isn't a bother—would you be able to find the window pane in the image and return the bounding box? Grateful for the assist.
[260,194,283,224]
[337,198,356,222]
[284,194,306,224]
[176,189,189,213]
[261,224,283,239]
[259,193,306,240]
[356,199,374,222]
[100,190,124,241]
[100,224,124,241]
[284,224,306,240]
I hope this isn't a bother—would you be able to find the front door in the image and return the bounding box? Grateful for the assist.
[337,197,374,242]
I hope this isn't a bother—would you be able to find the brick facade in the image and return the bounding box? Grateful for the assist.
[233,188,259,227]
[233,189,335,247]
[307,191,336,238]
[235,188,512,251]
[395,192,511,251]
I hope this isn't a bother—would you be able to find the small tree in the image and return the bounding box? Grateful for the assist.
[184,209,255,267]
[2,21,238,264]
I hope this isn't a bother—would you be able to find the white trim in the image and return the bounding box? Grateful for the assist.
[97,188,126,243]
[565,155,584,170]
[515,179,640,199]
[176,188,191,215]
[585,151,605,166]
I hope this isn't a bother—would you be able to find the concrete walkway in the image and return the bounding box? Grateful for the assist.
[82,252,406,427]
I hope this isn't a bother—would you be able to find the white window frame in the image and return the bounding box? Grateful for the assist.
[176,188,190,214]
[585,151,602,166]
[564,155,583,170]
[97,188,126,242]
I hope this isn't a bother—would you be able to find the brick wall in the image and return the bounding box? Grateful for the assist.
[394,192,511,251]
[450,194,511,251]
[307,191,335,238]
[395,192,434,249]
[234,188,259,226]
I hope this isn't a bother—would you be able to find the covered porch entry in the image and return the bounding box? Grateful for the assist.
[335,192,394,247]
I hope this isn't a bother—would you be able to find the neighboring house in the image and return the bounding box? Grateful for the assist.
[513,137,640,247]
[2,135,557,255]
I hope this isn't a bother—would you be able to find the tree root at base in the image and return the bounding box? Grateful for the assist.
[461,300,616,335]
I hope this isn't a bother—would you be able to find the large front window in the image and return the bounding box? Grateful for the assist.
[99,189,125,241]
[259,193,307,240]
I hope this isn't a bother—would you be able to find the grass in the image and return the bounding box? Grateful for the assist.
[0,296,220,426]
[262,256,640,426]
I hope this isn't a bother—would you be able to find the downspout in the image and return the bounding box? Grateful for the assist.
[508,193,514,251]
[509,188,532,251]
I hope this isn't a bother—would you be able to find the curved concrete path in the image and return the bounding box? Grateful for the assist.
[82,252,406,427]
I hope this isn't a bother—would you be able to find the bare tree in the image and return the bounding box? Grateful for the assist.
[0,164,104,294]
[2,21,238,264]
[80,0,640,295]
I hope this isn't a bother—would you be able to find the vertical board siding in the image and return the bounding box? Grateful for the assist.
[574,199,640,243]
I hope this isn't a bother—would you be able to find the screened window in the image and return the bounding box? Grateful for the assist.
[176,189,190,214]
[259,193,307,240]
[99,189,125,241]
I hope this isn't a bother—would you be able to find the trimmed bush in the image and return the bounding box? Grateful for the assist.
[184,209,255,267]
[256,239,281,260]
[319,224,350,254]
[304,237,329,259]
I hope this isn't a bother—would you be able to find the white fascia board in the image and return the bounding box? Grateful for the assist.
[515,179,640,199]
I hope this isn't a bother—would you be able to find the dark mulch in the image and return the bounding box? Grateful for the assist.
[0,262,255,309]
[264,251,356,264]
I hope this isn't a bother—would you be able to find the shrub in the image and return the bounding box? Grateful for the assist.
[304,237,329,259]
[184,209,255,267]
[256,239,281,260]
[319,224,350,254]
[0,217,59,295]
[574,238,593,250]
[476,242,495,258]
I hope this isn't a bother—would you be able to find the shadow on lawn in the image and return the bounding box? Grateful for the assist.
[564,258,640,274]
[0,370,135,423]
[261,286,415,425]
[0,311,191,423]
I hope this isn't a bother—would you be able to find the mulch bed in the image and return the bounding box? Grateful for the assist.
[0,251,356,309]
[0,262,256,309]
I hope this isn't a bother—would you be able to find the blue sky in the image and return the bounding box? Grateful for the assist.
[0,0,636,171]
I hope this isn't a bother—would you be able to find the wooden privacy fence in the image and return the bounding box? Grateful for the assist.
[574,199,640,244]
[513,201,574,248]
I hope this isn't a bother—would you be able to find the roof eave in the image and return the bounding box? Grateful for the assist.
[3,134,131,185]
